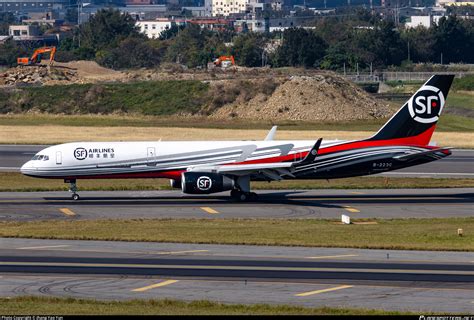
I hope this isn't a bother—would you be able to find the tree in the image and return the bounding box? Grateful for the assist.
[96,37,164,69]
[0,39,26,67]
[273,28,327,68]
[433,16,474,64]
[164,24,211,68]
[79,8,142,52]
[0,12,15,35]
[232,33,267,67]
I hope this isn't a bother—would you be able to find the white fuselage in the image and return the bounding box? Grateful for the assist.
[20,140,343,179]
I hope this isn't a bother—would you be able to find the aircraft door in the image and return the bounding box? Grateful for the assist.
[147,147,156,164]
[56,151,62,165]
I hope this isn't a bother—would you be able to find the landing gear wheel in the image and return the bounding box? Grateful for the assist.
[72,193,80,201]
[231,190,258,202]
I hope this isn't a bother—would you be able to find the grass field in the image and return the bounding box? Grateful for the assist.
[0,123,473,147]
[1,172,473,191]
[0,296,409,315]
[1,218,472,251]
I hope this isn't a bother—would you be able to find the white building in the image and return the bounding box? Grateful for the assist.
[136,19,176,39]
[212,0,248,17]
[405,15,443,28]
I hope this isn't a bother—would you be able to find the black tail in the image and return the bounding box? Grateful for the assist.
[367,75,454,145]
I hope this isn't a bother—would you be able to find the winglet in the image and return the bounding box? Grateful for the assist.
[264,126,278,141]
[297,138,322,165]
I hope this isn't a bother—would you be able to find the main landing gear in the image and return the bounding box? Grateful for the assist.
[65,179,80,201]
[230,176,258,201]
[230,189,258,201]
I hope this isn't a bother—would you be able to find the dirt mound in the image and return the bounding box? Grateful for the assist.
[0,61,125,86]
[54,60,124,82]
[0,65,79,86]
[210,74,392,121]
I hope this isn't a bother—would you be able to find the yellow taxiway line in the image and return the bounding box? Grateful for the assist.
[343,206,360,213]
[200,207,219,214]
[59,208,76,216]
[132,279,179,292]
[295,285,354,297]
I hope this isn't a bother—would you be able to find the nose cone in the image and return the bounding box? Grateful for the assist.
[20,161,35,175]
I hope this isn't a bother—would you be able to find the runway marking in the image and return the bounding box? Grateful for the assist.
[132,280,179,292]
[157,250,209,255]
[18,245,71,250]
[200,207,219,214]
[305,254,359,259]
[349,191,365,195]
[3,262,474,275]
[59,208,76,217]
[295,285,354,297]
[343,206,360,213]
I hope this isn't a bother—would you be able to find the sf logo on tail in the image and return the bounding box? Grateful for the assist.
[408,85,445,124]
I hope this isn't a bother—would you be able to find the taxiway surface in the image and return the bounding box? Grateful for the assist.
[0,238,473,313]
[0,188,472,220]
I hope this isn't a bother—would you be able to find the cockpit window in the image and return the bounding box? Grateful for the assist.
[31,155,49,161]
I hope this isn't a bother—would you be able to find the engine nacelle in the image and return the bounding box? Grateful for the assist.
[181,172,234,194]
[169,179,181,189]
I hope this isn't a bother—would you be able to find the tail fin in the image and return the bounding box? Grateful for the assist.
[367,74,454,146]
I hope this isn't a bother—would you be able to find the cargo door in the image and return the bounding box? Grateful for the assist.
[56,151,62,165]
[147,147,156,165]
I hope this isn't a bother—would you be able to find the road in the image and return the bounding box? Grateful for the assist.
[0,188,472,220]
[0,145,473,178]
[0,238,473,313]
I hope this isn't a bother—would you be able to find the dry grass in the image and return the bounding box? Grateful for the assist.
[0,125,472,148]
[1,218,473,251]
[0,296,408,315]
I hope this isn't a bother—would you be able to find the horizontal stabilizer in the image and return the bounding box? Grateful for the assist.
[393,147,452,161]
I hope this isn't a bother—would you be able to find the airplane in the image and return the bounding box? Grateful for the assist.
[21,75,454,201]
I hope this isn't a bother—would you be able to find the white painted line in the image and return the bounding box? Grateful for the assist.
[0,167,19,170]
[306,254,359,259]
[18,245,71,250]
[156,250,209,255]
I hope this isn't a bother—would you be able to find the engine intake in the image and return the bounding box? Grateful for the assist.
[181,172,234,194]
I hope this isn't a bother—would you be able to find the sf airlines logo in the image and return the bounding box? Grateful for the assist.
[197,176,212,191]
[74,148,87,160]
[408,85,445,124]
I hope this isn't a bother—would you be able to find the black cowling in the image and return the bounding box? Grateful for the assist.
[181,172,234,194]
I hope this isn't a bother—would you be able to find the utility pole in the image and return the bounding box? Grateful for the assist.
[407,40,410,61]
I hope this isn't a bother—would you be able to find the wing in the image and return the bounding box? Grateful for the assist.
[187,138,323,181]
[187,162,295,180]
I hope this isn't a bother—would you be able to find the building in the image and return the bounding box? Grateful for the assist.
[0,0,69,13]
[188,17,234,30]
[212,0,247,17]
[405,15,444,28]
[136,19,176,38]
[9,25,40,38]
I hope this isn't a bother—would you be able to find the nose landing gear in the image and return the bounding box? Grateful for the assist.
[65,179,80,201]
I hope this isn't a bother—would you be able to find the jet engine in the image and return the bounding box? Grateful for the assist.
[181,172,234,194]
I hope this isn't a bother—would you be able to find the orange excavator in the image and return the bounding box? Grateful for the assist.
[213,55,235,68]
[17,46,56,66]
